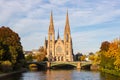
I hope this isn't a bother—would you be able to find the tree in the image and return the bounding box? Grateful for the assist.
[36,47,47,62]
[25,54,33,62]
[74,52,83,61]
[0,26,25,68]
[100,41,110,52]
[89,52,94,55]
[99,38,120,71]
[80,55,86,61]
[89,54,95,61]
[89,52,100,65]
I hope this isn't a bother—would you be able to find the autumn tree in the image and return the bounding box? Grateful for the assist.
[36,47,47,62]
[100,41,110,52]
[89,52,100,65]
[80,55,86,61]
[0,26,25,69]
[99,38,120,71]
[89,54,95,61]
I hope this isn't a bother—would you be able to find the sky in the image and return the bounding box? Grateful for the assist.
[0,0,120,54]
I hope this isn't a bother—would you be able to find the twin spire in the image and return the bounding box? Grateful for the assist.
[65,10,70,33]
[49,10,71,38]
[50,11,54,26]
[49,11,54,32]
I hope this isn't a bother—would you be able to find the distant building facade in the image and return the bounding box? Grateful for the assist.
[44,11,73,62]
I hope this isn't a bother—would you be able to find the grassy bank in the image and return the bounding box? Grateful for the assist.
[100,68,120,76]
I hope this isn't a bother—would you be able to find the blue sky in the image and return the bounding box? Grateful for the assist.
[0,0,120,54]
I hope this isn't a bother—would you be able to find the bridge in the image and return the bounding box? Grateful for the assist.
[28,61,92,70]
[47,61,92,69]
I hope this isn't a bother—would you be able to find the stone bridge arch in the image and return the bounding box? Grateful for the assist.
[27,62,47,70]
[27,61,92,70]
[47,61,81,69]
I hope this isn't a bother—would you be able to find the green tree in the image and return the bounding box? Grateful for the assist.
[0,26,25,70]
[25,54,33,62]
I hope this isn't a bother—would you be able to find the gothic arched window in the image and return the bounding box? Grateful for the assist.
[50,50,52,55]
[66,51,68,55]
[61,56,63,61]
[58,57,60,61]
[50,34,52,40]
[66,34,69,42]
[54,57,56,61]
[56,46,62,53]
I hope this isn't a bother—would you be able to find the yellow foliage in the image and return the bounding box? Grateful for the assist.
[31,47,47,62]
[80,55,86,61]
[1,60,12,66]
[89,55,95,61]
[89,53,100,65]
[102,38,120,70]
[36,53,45,62]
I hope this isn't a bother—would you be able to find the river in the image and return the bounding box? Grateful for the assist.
[1,70,120,80]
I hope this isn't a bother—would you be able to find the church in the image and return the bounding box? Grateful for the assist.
[44,11,73,62]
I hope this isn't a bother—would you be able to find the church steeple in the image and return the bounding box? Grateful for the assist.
[46,11,73,62]
[64,10,70,34]
[49,11,54,33]
[47,11,55,61]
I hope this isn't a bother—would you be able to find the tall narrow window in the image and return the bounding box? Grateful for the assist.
[66,51,68,55]
[66,34,69,42]
[50,34,52,40]
[58,57,60,61]
[61,56,63,61]
[54,57,56,61]
[66,59,68,61]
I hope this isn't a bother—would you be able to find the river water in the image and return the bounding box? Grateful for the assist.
[1,70,120,80]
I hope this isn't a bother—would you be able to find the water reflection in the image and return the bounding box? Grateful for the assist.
[1,70,120,80]
[46,70,72,80]
[100,72,120,80]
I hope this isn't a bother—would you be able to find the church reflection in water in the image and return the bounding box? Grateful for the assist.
[46,70,72,80]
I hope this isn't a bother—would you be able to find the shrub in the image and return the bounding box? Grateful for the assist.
[1,60,13,72]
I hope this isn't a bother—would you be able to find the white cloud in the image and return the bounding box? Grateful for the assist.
[21,32,46,51]
[72,26,120,54]
[49,0,69,5]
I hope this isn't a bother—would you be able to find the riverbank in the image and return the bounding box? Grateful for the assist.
[100,68,120,76]
[0,68,27,78]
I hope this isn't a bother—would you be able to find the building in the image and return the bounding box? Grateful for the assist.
[44,11,73,62]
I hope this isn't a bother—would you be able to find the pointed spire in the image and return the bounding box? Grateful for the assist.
[50,11,53,26]
[49,11,54,32]
[66,9,69,26]
[64,10,70,33]
[57,28,60,39]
